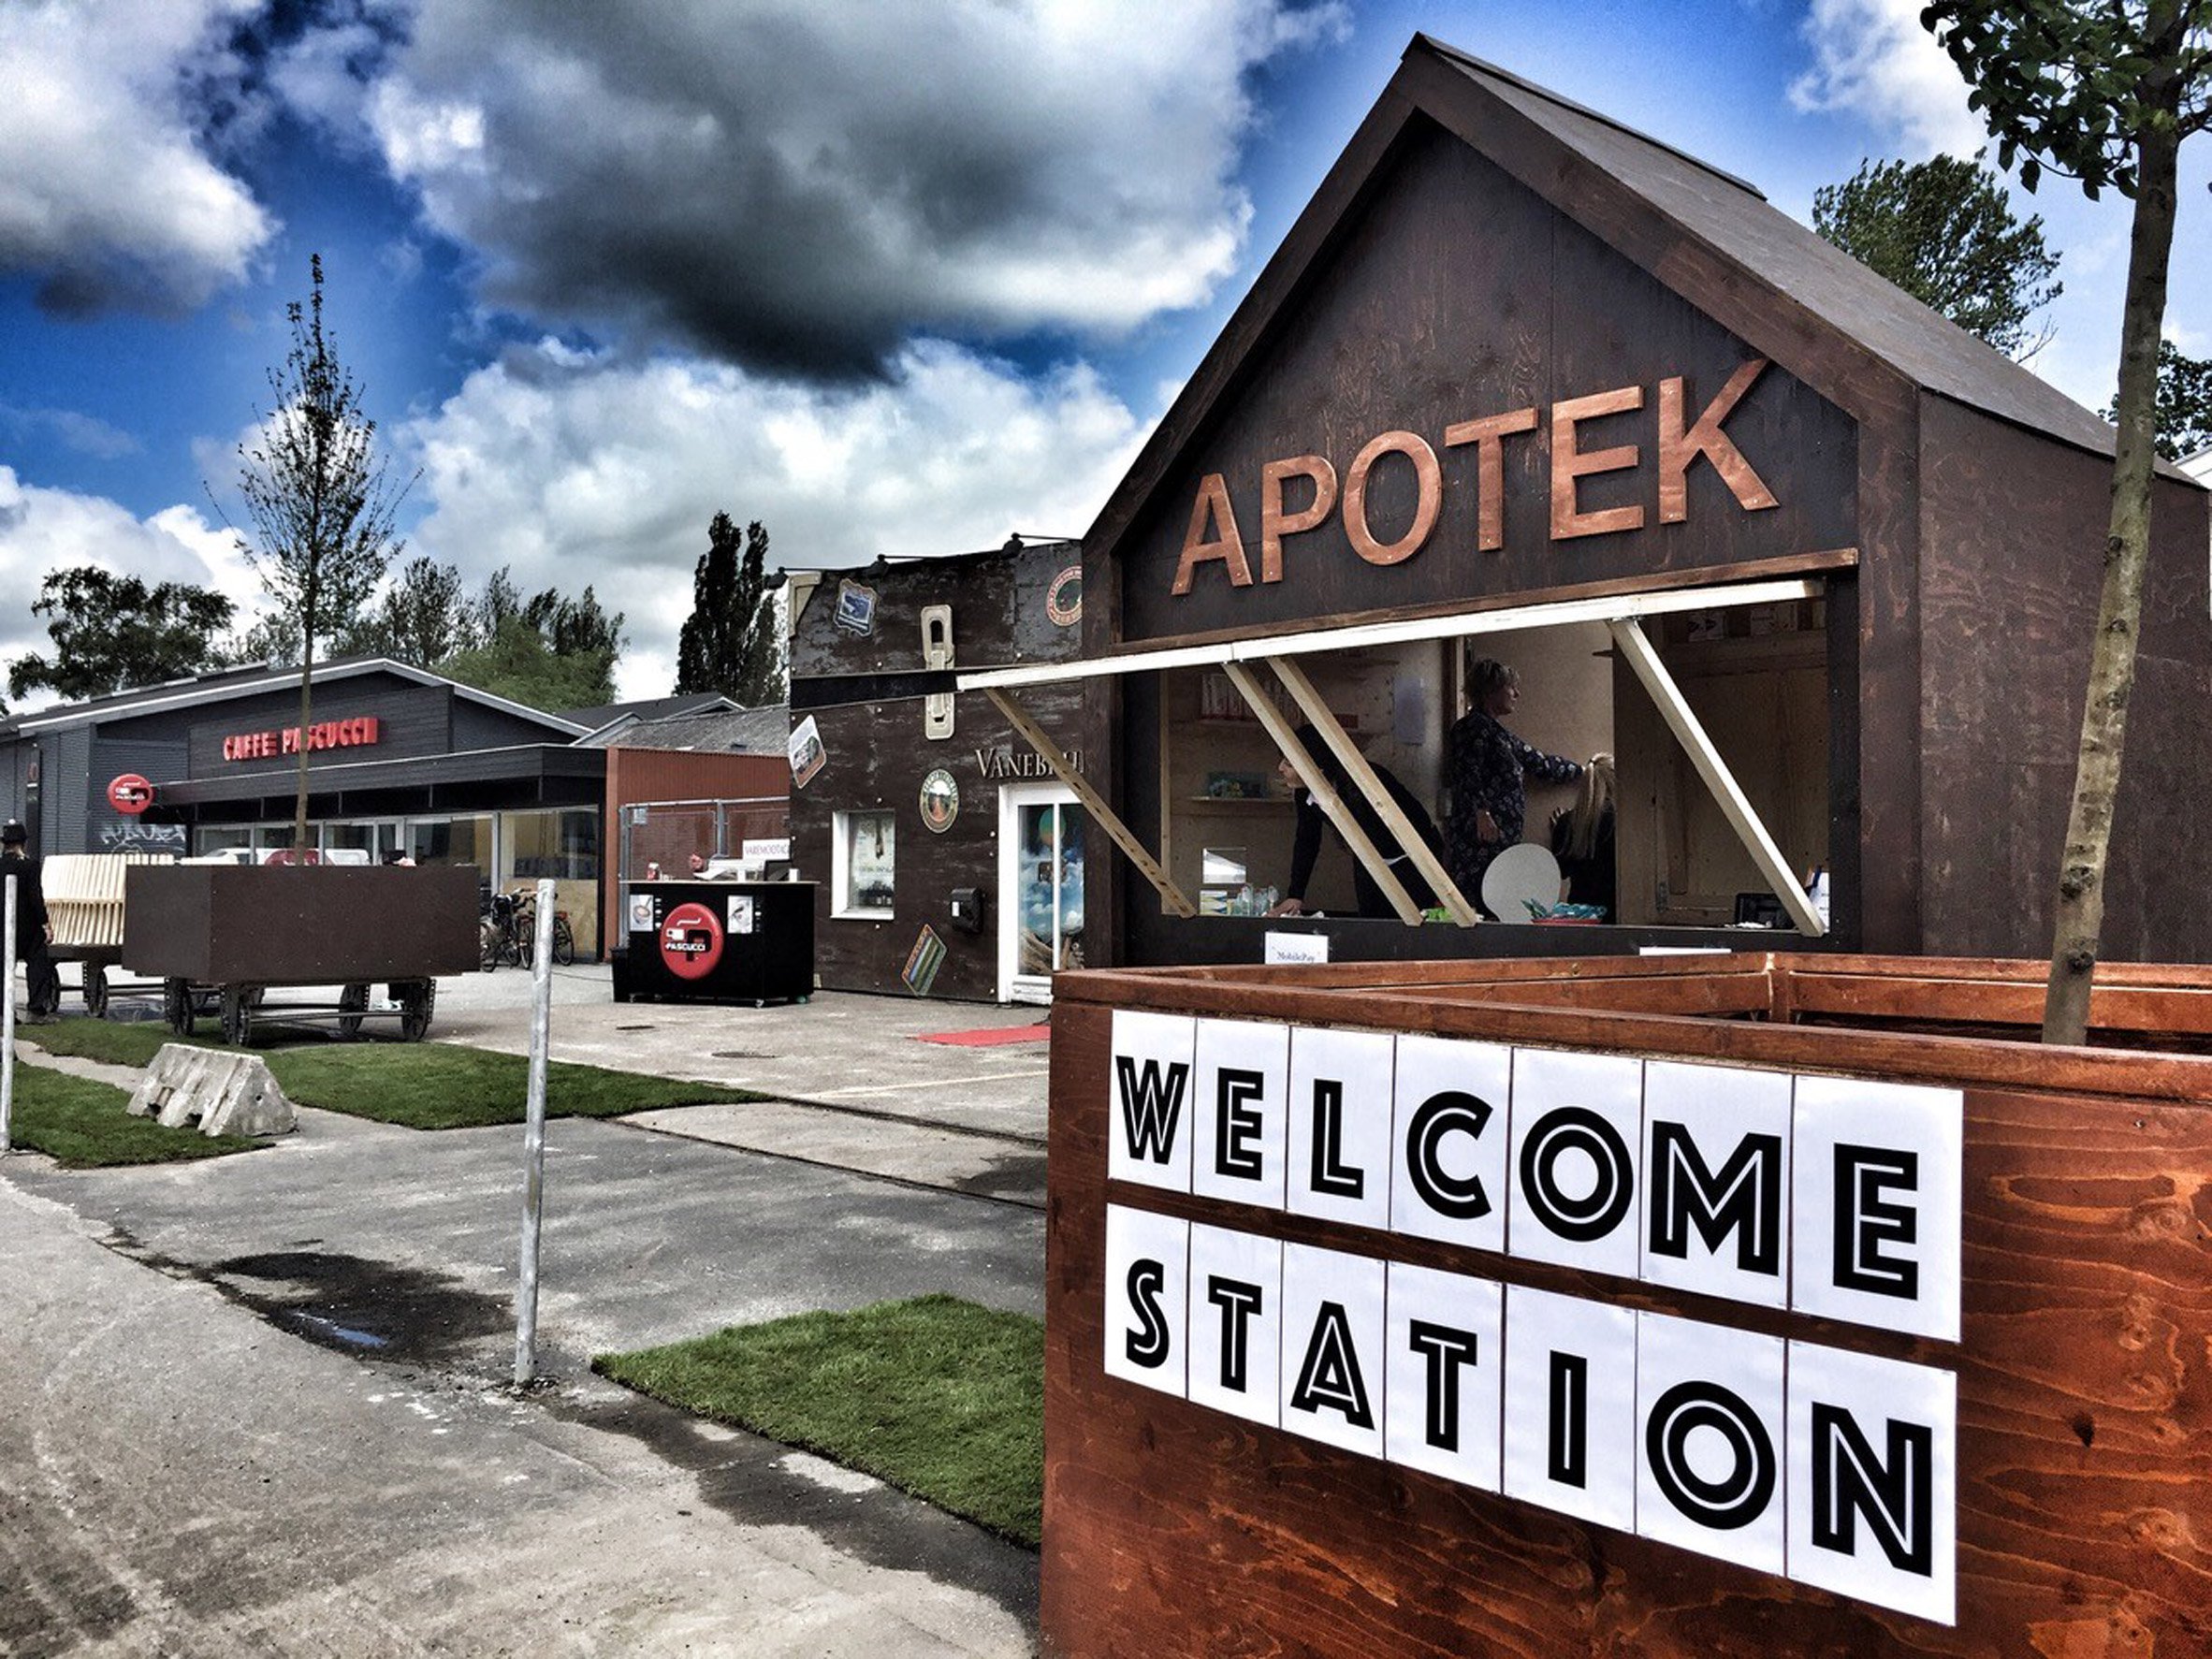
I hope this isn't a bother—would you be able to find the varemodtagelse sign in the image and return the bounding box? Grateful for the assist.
[1103,1010,1964,1625]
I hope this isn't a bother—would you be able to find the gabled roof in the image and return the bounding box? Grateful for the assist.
[598,704,792,755]
[562,691,736,732]
[1086,33,2188,560]
[6,656,589,737]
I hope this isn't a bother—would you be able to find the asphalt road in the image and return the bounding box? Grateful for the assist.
[1,968,1054,1655]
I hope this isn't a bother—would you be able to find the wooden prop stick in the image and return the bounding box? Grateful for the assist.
[1263,655,1478,927]
[1222,661,1425,926]
[983,686,1198,919]
[1608,617,1825,937]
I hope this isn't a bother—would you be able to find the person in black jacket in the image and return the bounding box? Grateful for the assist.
[1549,752,1618,919]
[3,819,59,1020]
[1263,727,1444,920]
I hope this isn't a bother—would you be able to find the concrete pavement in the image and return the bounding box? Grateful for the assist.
[2,963,1057,1655]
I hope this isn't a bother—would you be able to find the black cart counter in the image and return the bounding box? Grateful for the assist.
[612,880,814,1005]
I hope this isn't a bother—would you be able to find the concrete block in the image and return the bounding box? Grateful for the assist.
[127,1044,298,1138]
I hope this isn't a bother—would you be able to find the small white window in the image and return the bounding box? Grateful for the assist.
[832,809,895,919]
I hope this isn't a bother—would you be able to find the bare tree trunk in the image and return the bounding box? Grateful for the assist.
[2044,118,2180,1044]
[294,626,314,854]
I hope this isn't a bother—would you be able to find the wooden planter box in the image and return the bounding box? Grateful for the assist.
[1043,953,2212,1656]
[123,864,481,985]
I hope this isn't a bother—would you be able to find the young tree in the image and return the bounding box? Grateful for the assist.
[1920,0,2212,1042]
[7,567,235,703]
[2104,338,2212,458]
[227,255,413,849]
[675,514,782,704]
[1812,151,2063,357]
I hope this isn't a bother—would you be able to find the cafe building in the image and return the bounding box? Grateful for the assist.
[0,657,785,958]
[953,36,2212,977]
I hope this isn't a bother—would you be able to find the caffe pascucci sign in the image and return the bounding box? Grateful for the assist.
[1104,1011,1962,1624]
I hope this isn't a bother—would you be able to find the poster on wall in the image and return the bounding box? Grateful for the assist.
[788,715,826,788]
[902,924,947,996]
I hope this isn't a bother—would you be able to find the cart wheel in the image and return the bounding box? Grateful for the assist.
[82,965,109,1019]
[164,978,192,1036]
[338,982,369,1040]
[220,985,254,1046]
[399,981,435,1041]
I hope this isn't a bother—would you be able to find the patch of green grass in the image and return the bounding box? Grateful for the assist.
[595,1295,1044,1546]
[21,1018,203,1069]
[24,1017,750,1130]
[266,1043,748,1129]
[5,1065,257,1167]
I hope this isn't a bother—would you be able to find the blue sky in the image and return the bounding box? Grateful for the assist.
[3,0,2205,702]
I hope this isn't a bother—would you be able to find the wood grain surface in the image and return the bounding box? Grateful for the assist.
[1042,961,2212,1656]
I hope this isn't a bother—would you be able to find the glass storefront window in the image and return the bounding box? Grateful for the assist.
[833,809,895,918]
[505,808,600,880]
[196,824,253,855]
[411,815,492,872]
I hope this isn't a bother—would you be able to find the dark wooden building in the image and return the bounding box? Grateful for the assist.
[963,36,2211,971]
[787,542,1103,1000]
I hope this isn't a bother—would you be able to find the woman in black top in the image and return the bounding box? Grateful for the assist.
[1446,655,1584,913]
[1549,752,1617,919]
[1264,727,1443,920]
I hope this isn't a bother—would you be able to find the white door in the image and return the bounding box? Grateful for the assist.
[997,782,1086,1004]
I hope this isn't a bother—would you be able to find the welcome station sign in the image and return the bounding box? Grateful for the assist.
[1103,1011,1963,1625]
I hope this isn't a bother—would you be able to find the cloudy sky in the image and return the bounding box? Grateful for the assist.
[3,0,2206,705]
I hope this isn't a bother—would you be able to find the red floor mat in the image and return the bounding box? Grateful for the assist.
[915,1025,1052,1046]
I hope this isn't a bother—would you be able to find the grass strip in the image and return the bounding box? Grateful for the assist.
[595,1294,1044,1547]
[26,1018,751,1130]
[5,1065,257,1167]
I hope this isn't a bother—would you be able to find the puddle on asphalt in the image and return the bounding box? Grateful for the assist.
[101,1235,512,1371]
[209,1250,509,1367]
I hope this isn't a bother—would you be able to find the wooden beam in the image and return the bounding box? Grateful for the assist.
[1261,655,1480,927]
[1221,661,1425,925]
[1608,617,1825,937]
[958,576,1823,692]
[982,687,1196,919]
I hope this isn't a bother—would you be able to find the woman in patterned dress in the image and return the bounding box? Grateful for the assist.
[1446,656,1584,916]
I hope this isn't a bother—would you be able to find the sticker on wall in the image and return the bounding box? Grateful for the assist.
[659,901,724,980]
[919,768,960,833]
[627,894,655,934]
[834,579,878,635]
[902,924,948,996]
[788,715,827,788]
[1046,564,1083,627]
[728,895,756,935]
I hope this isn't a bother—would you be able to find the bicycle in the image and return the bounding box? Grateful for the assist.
[484,889,575,969]
[480,890,526,970]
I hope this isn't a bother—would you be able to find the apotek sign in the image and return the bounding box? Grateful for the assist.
[1104,1011,1962,1624]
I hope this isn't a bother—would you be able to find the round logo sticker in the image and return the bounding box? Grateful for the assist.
[1045,564,1082,627]
[659,901,725,980]
[920,768,959,833]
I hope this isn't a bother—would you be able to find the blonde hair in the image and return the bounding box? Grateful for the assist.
[1560,752,1615,861]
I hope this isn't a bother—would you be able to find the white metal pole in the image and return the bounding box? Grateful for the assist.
[513,877,557,1385]
[2,873,16,1155]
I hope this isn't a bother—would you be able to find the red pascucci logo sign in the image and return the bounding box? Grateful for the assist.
[659,901,725,981]
[107,773,153,815]
[222,716,381,763]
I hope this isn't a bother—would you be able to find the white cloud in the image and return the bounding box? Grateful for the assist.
[366,0,1345,376]
[1788,0,1986,158]
[0,468,255,704]
[0,0,277,314]
[399,338,1153,699]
